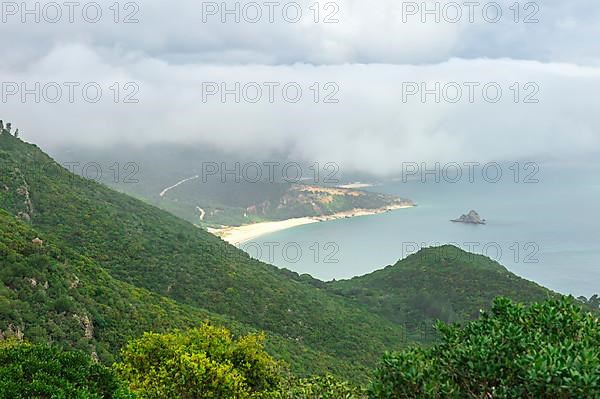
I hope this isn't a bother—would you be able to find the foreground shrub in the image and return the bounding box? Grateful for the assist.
[369,297,600,399]
[115,323,283,398]
[0,340,132,399]
[279,375,366,398]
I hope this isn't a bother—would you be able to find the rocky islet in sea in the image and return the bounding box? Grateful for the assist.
[451,210,486,225]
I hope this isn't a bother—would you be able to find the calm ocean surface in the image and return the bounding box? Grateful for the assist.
[245,162,600,297]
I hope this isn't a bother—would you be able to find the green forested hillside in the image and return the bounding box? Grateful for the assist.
[0,132,406,379]
[327,245,556,342]
[0,131,562,383]
[0,208,361,378]
[0,208,211,360]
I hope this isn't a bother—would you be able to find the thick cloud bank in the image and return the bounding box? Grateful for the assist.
[1,1,599,174]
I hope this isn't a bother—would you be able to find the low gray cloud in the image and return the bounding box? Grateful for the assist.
[3,44,599,174]
[1,1,599,176]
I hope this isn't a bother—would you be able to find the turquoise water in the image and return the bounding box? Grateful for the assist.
[244,162,600,297]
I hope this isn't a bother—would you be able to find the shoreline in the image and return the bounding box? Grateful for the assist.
[209,203,414,245]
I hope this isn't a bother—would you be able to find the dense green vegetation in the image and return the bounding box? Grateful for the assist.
[368,297,600,398]
[0,340,133,398]
[115,324,283,398]
[328,245,555,342]
[0,205,379,379]
[3,298,598,398]
[0,131,407,379]
[115,324,368,398]
[0,208,214,360]
[0,328,367,398]
[279,375,365,399]
[4,130,597,396]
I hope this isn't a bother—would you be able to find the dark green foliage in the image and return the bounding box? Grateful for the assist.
[0,208,217,361]
[0,132,406,380]
[368,297,600,398]
[0,207,350,379]
[328,245,555,342]
[0,133,568,384]
[280,375,366,398]
[0,341,133,399]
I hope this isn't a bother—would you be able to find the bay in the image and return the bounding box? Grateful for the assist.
[245,161,600,297]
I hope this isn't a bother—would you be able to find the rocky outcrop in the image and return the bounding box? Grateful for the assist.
[451,210,486,225]
[73,314,94,339]
[0,324,25,341]
[13,169,35,221]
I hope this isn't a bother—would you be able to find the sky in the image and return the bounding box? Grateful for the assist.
[1,0,599,175]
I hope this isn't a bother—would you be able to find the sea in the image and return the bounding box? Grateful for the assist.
[242,161,600,297]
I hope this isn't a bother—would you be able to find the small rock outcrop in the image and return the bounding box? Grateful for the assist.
[451,210,486,225]
[73,314,94,339]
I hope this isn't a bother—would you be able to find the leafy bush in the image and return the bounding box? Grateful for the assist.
[279,374,366,398]
[0,340,133,399]
[369,297,600,399]
[115,323,283,398]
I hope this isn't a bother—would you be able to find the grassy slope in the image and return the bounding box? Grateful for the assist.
[327,245,556,343]
[0,132,405,380]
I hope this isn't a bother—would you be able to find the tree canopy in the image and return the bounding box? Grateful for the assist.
[115,323,283,398]
[369,297,600,399]
[0,340,132,399]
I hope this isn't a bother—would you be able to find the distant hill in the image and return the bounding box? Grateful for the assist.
[49,143,410,227]
[327,245,556,342]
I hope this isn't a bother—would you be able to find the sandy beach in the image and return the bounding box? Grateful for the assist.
[209,203,414,245]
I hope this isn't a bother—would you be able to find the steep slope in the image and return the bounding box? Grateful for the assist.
[0,208,354,377]
[0,208,213,360]
[1,131,566,380]
[0,132,406,379]
[327,245,556,342]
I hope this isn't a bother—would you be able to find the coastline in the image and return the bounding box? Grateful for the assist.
[209,203,414,245]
